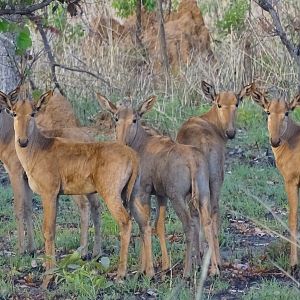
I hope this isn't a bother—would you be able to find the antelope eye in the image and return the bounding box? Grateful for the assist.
[285,112,289,116]
[133,119,137,124]
[114,116,118,122]
[235,103,239,107]
[266,111,270,115]
[12,112,17,117]
[217,104,222,108]
[30,112,35,117]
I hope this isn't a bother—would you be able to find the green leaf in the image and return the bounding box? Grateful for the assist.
[0,19,9,32]
[16,26,32,54]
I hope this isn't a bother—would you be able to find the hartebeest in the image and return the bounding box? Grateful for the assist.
[176,81,252,266]
[251,86,300,272]
[0,88,101,257]
[97,94,219,277]
[0,90,140,287]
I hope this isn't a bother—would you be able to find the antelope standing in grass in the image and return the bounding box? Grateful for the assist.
[176,81,252,266]
[0,88,101,257]
[0,89,140,288]
[97,94,219,277]
[251,86,300,273]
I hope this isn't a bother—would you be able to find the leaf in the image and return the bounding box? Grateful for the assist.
[100,256,110,269]
[16,26,32,54]
[0,19,9,32]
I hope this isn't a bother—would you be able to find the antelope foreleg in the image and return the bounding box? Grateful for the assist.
[41,194,58,288]
[285,181,299,268]
[88,194,102,257]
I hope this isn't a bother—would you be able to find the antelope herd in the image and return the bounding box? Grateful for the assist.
[0,80,299,288]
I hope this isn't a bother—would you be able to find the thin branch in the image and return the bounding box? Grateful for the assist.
[29,15,64,95]
[0,0,54,16]
[53,63,113,88]
[256,0,298,60]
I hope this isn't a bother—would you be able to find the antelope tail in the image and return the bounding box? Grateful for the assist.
[190,162,200,211]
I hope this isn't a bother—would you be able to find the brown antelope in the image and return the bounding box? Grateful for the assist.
[176,81,252,266]
[0,89,140,287]
[251,86,300,272]
[0,88,101,257]
[97,94,219,277]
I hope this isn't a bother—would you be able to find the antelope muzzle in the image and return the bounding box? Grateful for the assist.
[225,129,236,139]
[270,137,281,148]
[18,137,29,148]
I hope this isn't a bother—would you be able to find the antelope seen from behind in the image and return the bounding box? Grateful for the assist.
[97,94,220,277]
[176,81,252,266]
[251,86,300,272]
[0,88,101,258]
[0,90,140,288]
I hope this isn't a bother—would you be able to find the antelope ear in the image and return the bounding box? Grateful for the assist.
[0,91,12,110]
[96,93,117,114]
[237,82,254,101]
[201,81,216,102]
[251,88,269,108]
[35,90,53,112]
[137,96,157,116]
[289,94,300,111]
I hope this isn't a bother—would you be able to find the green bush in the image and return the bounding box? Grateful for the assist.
[217,0,249,34]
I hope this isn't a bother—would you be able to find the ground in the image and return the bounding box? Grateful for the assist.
[0,100,299,299]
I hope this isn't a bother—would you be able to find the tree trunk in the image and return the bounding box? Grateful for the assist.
[156,0,170,86]
[0,32,20,93]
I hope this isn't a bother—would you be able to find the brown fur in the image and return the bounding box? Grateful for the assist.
[1,93,139,287]
[251,86,300,270]
[0,89,101,259]
[176,81,252,266]
[97,94,220,277]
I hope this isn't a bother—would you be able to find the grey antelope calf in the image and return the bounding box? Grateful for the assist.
[176,81,252,266]
[97,94,219,277]
[0,90,140,288]
[0,88,101,257]
[251,86,300,273]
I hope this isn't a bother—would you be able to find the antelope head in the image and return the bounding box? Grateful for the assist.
[0,86,53,148]
[252,87,300,148]
[96,93,157,145]
[201,81,253,139]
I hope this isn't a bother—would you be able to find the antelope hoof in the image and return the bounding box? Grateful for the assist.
[145,267,155,278]
[209,265,220,277]
[92,246,102,258]
[290,264,300,279]
[41,274,54,289]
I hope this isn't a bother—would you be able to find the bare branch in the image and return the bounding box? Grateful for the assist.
[53,63,113,88]
[0,0,54,16]
[29,15,64,95]
[256,0,298,60]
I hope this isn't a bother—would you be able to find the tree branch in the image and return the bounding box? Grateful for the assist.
[30,15,64,95]
[0,0,54,16]
[53,63,113,88]
[256,0,300,92]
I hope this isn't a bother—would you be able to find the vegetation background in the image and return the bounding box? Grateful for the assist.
[0,0,300,299]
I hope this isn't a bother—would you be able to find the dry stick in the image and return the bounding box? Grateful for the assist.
[269,259,300,288]
[53,63,112,88]
[195,247,212,300]
[0,0,54,16]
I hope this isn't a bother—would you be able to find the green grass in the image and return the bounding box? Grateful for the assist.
[243,279,300,300]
